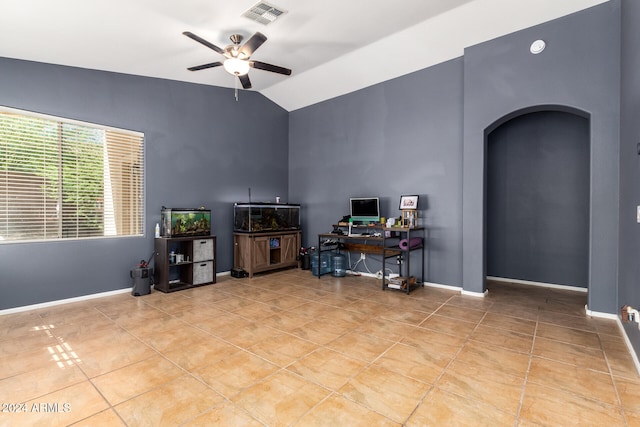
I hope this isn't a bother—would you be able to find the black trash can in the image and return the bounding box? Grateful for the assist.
[131,267,152,296]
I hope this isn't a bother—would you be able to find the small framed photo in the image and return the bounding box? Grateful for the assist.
[399,195,419,210]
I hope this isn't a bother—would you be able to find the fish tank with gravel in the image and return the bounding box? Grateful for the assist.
[233,203,300,232]
[161,207,211,237]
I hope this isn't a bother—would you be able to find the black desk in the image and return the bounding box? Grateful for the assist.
[317,225,425,294]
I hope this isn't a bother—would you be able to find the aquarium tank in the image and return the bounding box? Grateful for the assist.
[161,207,211,237]
[234,203,300,232]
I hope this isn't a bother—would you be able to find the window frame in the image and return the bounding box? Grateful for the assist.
[0,106,146,244]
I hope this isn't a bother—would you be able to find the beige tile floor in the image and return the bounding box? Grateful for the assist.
[1,269,640,426]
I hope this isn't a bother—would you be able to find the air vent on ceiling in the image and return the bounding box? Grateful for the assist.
[242,1,287,25]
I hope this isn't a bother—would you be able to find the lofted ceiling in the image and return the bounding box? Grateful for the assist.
[0,0,607,111]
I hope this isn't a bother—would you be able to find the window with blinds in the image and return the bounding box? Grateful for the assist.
[0,107,145,242]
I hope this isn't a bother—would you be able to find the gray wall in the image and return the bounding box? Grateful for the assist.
[0,58,289,309]
[290,1,620,308]
[619,0,640,351]
[289,59,464,286]
[487,111,590,287]
[1,0,635,320]
[462,1,621,312]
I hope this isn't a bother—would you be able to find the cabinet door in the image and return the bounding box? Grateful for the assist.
[281,233,299,264]
[253,236,270,269]
[234,234,248,269]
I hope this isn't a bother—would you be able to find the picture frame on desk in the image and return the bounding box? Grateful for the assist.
[399,195,419,210]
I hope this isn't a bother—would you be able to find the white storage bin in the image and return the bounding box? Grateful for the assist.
[193,238,214,262]
[193,261,213,285]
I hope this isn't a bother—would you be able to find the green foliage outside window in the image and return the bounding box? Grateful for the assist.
[0,108,144,241]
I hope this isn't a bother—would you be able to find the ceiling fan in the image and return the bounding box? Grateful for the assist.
[183,31,292,90]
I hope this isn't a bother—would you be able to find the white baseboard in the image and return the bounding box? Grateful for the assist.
[461,289,489,298]
[423,281,462,292]
[422,281,487,297]
[617,318,640,376]
[487,276,588,293]
[585,305,640,376]
[584,305,618,319]
[1,272,229,316]
[0,288,132,315]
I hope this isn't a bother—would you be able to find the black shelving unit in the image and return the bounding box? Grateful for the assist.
[154,235,216,292]
[317,225,425,294]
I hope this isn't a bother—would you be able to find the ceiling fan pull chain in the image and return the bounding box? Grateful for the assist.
[235,77,239,101]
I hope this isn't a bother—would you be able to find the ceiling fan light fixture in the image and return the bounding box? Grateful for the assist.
[223,58,250,76]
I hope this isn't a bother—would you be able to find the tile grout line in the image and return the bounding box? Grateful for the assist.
[402,299,490,425]
[173,285,379,425]
[513,311,540,427]
[599,331,631,427]
[5,275,636,425]
[286,294,455,425]
[36,308,134,427]
[93,298,243,425]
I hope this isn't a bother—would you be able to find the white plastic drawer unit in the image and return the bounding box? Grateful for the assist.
[193,261,214,285]
[193,238,214,262]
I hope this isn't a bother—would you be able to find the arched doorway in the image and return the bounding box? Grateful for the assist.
[485,107,590,290]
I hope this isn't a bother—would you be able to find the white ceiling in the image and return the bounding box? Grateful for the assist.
[0,0,607,111]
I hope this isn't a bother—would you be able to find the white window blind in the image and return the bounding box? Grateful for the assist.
[0,107,144,242]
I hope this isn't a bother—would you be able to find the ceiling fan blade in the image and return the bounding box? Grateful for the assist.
[250,60,292,76]
[238,74,252,89]
[183,31,225,55]
[238,32,267,59]
[187,61,223,71]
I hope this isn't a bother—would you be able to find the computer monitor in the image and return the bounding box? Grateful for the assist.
[350,197,380,224]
